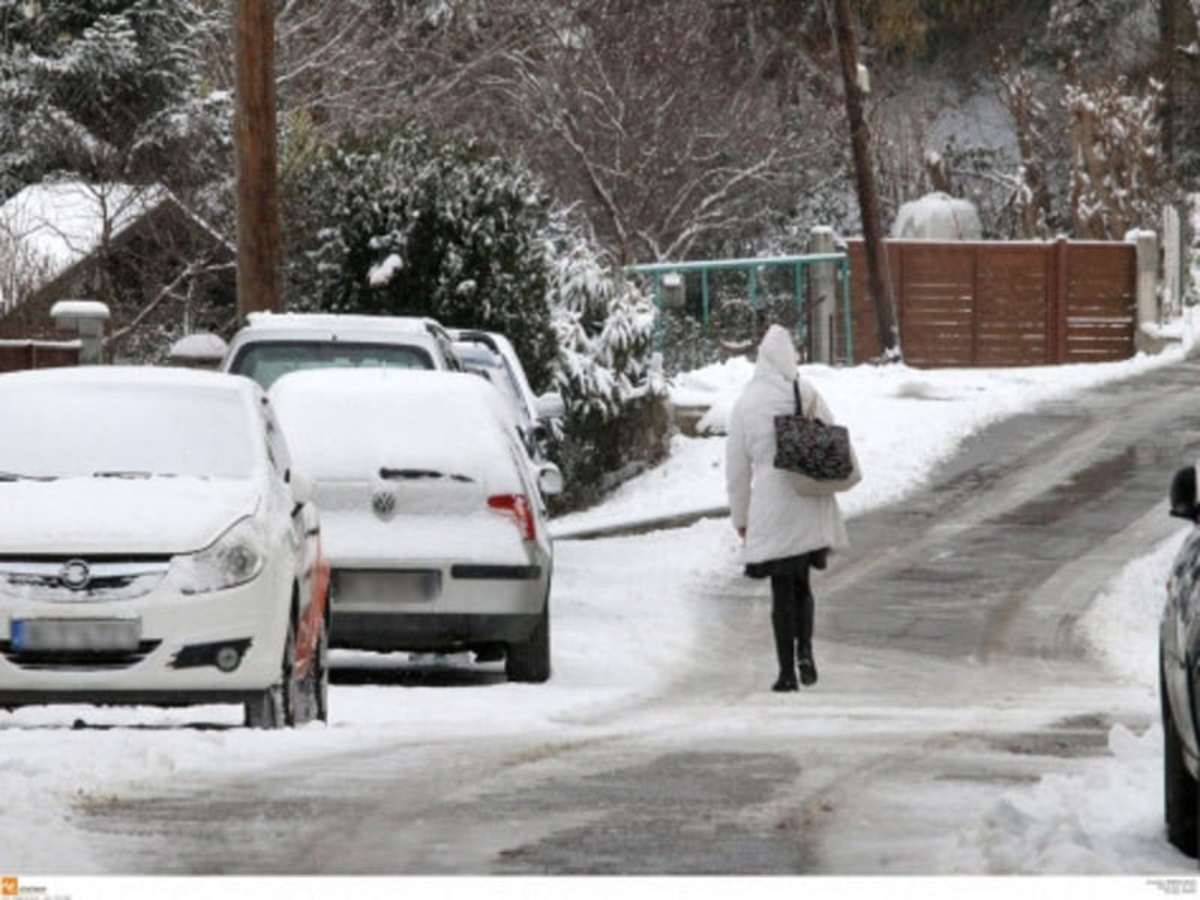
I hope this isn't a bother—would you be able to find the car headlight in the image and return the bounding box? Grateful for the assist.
[169,517,265,595]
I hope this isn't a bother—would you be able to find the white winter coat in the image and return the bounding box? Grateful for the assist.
[726,325,850,565]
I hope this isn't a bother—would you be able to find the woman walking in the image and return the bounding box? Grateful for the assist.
[726,324,851,692]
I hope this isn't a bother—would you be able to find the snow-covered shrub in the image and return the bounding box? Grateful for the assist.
[292,128,559,391]
[544,231,669,512]
[291,133,669,512]
[1064,71,1165,240]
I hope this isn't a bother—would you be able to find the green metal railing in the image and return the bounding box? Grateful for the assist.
[626,253,853,365]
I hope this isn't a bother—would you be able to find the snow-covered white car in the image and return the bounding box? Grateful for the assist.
[450,329,565,453]
[451,331,565,503]
[215,313,464,389]
[270,368,558,682]
[0,367,330,728]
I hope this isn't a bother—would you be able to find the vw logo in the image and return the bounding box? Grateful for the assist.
[371,490,397,520]
[60,559,92,591]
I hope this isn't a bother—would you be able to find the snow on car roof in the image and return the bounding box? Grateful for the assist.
[0,364,257,395]
[243,312,435,335]
[269,369,521,485]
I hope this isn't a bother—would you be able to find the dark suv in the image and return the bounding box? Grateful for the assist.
[1161,464,1200,856]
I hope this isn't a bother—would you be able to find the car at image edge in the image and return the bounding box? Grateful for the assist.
[0,367,329,728]
[1161,463,1200,856]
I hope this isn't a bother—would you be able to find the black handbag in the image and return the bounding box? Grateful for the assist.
[773,379,855,480]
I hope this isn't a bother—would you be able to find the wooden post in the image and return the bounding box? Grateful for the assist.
[831,0,899,360]
[970,246,980,366]
[1055,237,1070,364]
[234,0,282,319]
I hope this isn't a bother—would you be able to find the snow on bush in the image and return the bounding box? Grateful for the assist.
[545,227,669,511]
[293,128,559,391]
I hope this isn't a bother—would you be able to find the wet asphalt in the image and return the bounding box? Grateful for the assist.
[72,357,1200,875]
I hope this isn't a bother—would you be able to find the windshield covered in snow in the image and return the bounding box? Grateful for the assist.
[0,383,256,480]
[230,341,435,390]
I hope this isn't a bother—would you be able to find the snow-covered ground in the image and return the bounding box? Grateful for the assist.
[3,335,1199,874]
[554,336,1197,536]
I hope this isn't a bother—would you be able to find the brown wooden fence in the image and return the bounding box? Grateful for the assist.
[844,239,1136,367]
[0,340,80,373]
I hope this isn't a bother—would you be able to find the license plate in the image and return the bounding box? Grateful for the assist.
[333,570,441,605]
[10,618,141,652]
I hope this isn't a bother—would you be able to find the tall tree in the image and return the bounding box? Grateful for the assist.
[491,0,820,264]
[0,0,229,195]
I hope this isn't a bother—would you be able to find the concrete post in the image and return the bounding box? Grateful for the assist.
[1163,206,1182,320]
[50,300,109,365]
[808,227,836,364]
[1129,230,1160,354]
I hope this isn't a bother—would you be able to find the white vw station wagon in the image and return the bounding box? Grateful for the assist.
[270,369,556,682]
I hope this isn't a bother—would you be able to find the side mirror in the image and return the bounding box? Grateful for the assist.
[537,463,564,497]
[535,391,566,421]
[168,332,228,368]
[290,470,315,508]
[1170,466,1199,522]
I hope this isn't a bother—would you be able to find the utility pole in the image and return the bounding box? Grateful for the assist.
[1160,0,1176,166]
[831,0,899,360]
[234,0,282,318]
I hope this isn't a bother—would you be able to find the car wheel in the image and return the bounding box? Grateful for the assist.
[244,685,285,729]
[1162,661,1198,857]
[505,595,550,684]
[244,616,300,729]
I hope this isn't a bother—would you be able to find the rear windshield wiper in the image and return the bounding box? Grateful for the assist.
[379,467,474,484]
[92,470,160,479]
[0,471,56,482]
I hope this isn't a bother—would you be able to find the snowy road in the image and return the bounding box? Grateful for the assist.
[56,359,1200,875]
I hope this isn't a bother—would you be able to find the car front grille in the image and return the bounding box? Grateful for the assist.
[0,558,171,603]
[0,640,162,671]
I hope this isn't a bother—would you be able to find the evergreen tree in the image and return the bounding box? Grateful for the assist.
[0,0,229,195]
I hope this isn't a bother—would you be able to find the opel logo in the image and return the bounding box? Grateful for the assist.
[60,559,92,591]
[372,490,397,520]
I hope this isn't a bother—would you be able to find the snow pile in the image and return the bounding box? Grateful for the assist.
[956,725,1174,873]
[1082,529,1188,688]
[951,527,1194,874]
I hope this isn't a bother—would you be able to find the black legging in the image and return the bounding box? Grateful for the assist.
[770,559,814,675]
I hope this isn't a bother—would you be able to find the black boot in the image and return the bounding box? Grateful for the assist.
[771,584,798,692]
[797,643,818,687]
[772,672,799,692]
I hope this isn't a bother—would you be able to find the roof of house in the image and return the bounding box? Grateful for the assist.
[1,183,165,273]
[0,181,232,313]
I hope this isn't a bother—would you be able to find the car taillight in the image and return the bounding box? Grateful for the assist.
[488,494,536,541]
